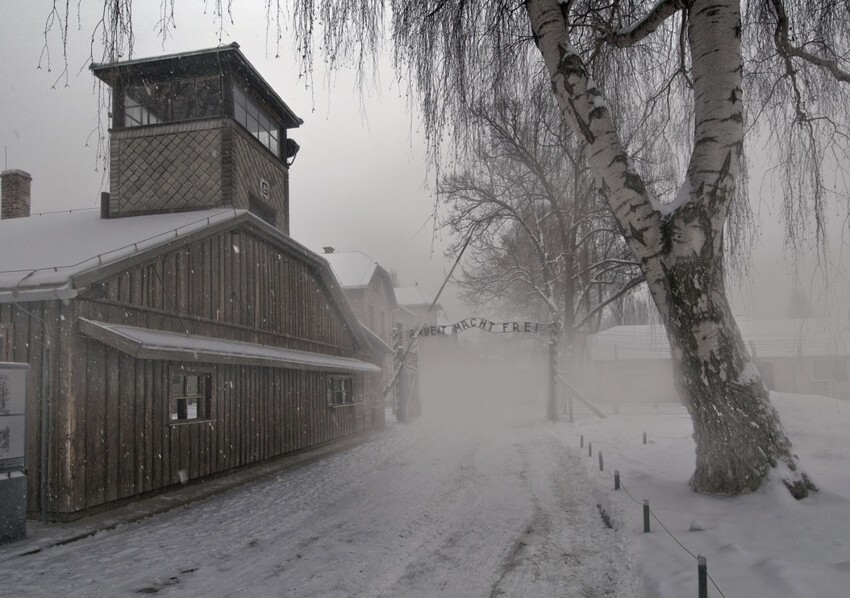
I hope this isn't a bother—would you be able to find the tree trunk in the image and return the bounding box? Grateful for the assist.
[526,0,814,497]
[648,206,813,496]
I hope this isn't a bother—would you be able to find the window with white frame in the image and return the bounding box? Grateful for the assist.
[170,370,212,422]
[327,375,354,407]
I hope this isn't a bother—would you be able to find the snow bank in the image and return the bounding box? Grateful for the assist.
[563,393,850,597]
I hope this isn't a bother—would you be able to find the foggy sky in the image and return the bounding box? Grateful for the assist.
[1,3,847,323]
[0,3,459,314]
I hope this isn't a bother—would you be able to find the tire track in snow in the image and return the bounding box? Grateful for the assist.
[0,407,643,597]
[488,429,643,597]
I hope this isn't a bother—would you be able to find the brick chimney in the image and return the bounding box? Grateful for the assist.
[1,170,32,219]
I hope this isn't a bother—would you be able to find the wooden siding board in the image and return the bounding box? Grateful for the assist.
[133,356,147,493]
[235,366,243,467]
[257,368,264,460]
[149,359,163,489]
[45,303,60,513]
[117,349,135,499]
[224,233,233,326]
[229,364,237,468]
[56,306,86,513]
[272,370,279,455]
[246,234,255,333]
[161,362,173,487]
[105,346,121,504]
[85,341,107,506]
[282,370,290,453]
[243,365,250,466]
[231,231,240,326]
[201,239,212,320]
[24,303,44,512]
[246,365,253,465]
[189,420,199,481]
[189,244,202,322]
[217,368,226,471]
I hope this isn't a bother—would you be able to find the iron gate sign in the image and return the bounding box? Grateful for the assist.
[0,362,28,473]
[409,317,553,338]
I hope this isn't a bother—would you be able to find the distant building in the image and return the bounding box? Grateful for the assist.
[0,44,384,520]
[322,248,397,394]
[394,284,442,331]
[322,248,396,348]
[583,318,850,403]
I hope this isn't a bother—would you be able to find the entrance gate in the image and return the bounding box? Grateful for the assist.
[385,317,605,423]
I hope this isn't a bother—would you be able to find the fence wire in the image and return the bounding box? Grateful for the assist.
[591,441,729,598]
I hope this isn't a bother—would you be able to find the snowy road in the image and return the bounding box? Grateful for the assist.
[1,399,642,597]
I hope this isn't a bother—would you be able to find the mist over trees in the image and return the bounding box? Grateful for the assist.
[49,0,850,497]
[439,84,646,341]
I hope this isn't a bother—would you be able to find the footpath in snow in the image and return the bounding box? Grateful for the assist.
[0,395,642,597]
[3,384,844,597]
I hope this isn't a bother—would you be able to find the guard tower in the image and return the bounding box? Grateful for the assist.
[91,43,302,233]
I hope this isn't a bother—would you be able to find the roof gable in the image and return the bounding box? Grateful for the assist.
[323,251,378,289]
[0,208,374,353]
[323,250,397,309]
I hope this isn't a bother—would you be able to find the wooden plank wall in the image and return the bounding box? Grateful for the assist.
[0,300,71,516]
[84,228,356,356]
[71,344,368,510]
[2,226,383,515]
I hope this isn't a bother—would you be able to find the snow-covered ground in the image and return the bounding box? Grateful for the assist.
[0,395,641,597]
[573,392,850,598]
[2,387,848,597]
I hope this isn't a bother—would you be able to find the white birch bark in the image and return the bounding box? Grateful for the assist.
[527,0,814,497]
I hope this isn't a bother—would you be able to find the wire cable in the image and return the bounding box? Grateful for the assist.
[618,479,728,598]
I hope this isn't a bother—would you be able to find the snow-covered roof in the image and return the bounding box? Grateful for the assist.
[586,318,850,361]
[394,285,436,308]
[0,208,242,301]
[322,250,379,289]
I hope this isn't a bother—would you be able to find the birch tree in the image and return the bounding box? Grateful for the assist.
[62,0,850,497]
[440,92,644,342]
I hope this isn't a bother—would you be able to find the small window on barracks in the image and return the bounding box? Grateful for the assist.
[169,369,213,423]
[327,375,354,407]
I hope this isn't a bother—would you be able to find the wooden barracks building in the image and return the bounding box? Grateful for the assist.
[0,44,384,520]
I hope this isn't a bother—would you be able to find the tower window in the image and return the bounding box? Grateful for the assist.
[233,85,280,157]
[123,75,223,127]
